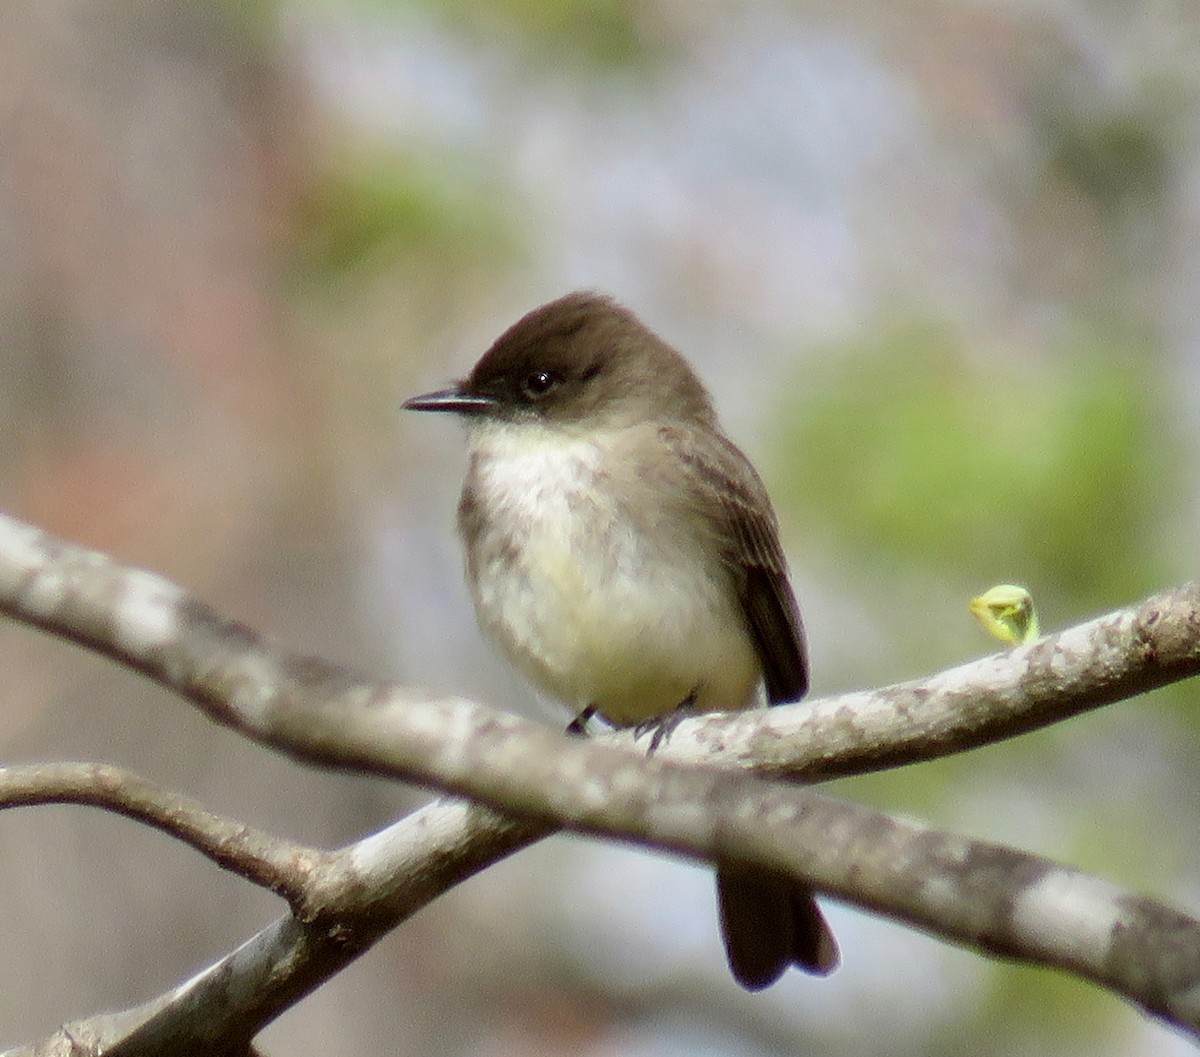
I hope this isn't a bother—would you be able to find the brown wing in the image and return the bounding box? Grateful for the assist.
[660,426,834,987]
[662,425,832,986]
[662,426,808,705]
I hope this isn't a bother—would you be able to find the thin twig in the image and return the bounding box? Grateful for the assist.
[0,762,322,908]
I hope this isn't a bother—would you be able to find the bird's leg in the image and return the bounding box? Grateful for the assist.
[565,704,597,738]
[633,688,699,755]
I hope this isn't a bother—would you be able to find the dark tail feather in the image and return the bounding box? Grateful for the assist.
[717,869,839,990]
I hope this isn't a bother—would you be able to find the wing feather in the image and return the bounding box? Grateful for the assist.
[660,426,808,705]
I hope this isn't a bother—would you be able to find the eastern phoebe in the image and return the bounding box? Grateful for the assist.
[404,291,839,989]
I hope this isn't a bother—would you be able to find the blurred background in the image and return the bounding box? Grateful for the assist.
[0,0,1197,1054]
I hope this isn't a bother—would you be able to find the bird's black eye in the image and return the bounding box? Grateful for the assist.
[520,369,560,399]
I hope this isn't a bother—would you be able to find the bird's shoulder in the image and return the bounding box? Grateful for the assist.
[651,421,808,704]
[648,421,788,576]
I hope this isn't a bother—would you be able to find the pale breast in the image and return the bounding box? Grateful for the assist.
[459,424,761,725]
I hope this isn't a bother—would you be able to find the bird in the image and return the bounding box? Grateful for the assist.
[404,291,839,989]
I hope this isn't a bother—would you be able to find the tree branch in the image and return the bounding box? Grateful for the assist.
[0,763,322,907]
[2,511,1199,1050]
[5,800,543,1057]
[630,580,1200,780]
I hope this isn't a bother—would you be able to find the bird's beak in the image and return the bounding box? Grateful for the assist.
[402,386,496,415]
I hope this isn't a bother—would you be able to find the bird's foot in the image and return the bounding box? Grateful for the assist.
[632,689,698,755]
[565,705,597,738]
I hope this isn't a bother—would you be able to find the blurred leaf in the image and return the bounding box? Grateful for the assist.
[333,0,662,70]
[954,962,1123,1057]
[770,320,1174,612]
[1046,112,1167,211]
[289,148,520,283]
[213,0,279,40]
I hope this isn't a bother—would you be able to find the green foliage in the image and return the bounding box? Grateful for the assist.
[781,321,1189,1042]
[212,0,280,43]
[289,148,520,284]
[337,0,659,70]
[770,320,1172,612]
[1044,110,1168,213]
[954,963,1123,1057]
[449,0,653,68]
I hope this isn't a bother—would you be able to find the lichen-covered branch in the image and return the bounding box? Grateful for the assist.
[6,801,543,1057]
[1,511,1199,1051]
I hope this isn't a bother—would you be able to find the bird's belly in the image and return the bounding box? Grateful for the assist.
[468,485,760,725]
